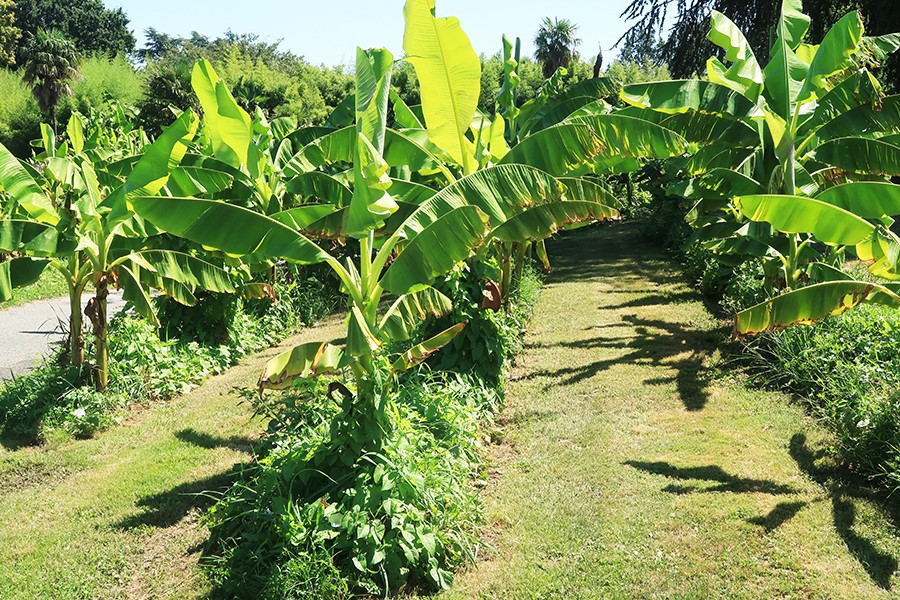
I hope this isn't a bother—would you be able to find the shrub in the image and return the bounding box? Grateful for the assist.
[0,273,339,444]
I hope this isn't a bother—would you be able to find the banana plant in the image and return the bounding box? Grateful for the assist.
[620,0,900,333]
[133,48,494,455]
[0,110,235,391]
[401,0,685,301]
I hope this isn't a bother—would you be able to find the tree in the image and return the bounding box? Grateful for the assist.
[533,17,582,78]
[14,0,135,60]
[621,1,900,334]
[20,29,78,132]
[0,0,20,67]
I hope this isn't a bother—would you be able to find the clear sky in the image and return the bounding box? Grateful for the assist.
[100,0,637,67]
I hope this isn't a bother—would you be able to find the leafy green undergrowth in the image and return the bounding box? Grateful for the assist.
[0,276,341,445]
[738,303,900,491]
[201,265,541,598]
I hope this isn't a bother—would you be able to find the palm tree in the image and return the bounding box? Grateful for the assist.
[21,29,80,133]
[533,17,582,78]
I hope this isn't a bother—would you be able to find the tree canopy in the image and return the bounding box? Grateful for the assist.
[14,0,135,61]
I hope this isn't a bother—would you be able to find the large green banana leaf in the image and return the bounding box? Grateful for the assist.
[403,0,480,171]
[523,78,620,134]
[559,177,621,209]
[659,111,759,146]
[568,114,688,159]
[814,137,900,175]
[165,167,234,197]
[380,205,488,295]
[798,11,863,102]
[707,11,764,98]
[817,97,900,144]
[0,143,58,225]
[259,341,346,390]
[621,80,759,117]
[349,48,398,236]
[192,59,253,169]
[0,220,69,255]
[286,171,352,206]
[391,322,466,372]
[491,201,619,242]
[499,123,603,176]
[396,164,563,237]
[130,250,235,294]
[816,182,900,218]
[735,194,874,245]
[379,287,453,341]
[734,281,900,337]
[131,196,328,264]
[0,257,50,302]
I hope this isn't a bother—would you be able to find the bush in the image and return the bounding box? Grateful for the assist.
[0,68,41,156]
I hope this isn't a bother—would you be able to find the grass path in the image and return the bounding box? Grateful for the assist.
[0,314,346,599]
[447,223,900,599]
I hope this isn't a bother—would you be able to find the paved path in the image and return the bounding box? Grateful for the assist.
[0,291,125,379]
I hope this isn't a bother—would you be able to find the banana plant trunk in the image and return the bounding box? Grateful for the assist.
[87,275,110,392]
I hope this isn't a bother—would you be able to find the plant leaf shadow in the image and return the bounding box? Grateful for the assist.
[746,501,807,533]
[790,433,899,590]
[624,460,799,495]
[174,428,257,453]
[527,313,722,411]
[114,469,239,530]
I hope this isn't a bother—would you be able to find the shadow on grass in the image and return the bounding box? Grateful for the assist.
[527,313,722,411]
[624,461,798,496]
[526,223,726,411]
[626,436,900,589]
[115,469,238,530]
[174,428,257,453]
[790,433,899,590]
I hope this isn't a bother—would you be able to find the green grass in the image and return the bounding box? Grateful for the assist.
[1,267,70,308]
[0,315,346,599]
[436,223,900,599]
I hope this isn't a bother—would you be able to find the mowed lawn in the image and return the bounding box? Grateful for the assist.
[443,223,900,599]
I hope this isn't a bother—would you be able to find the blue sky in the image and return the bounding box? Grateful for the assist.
[101,0,637,67]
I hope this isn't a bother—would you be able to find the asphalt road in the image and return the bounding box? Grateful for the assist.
[0,291,126,380]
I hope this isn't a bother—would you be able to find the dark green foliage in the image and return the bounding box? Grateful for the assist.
[135,31,354,132]
[14,0,135,60]
[137,59,199,135]
[427,261,541,388]
[20,28,79,130]
[533,17,582,78]
[620,0,900,90]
